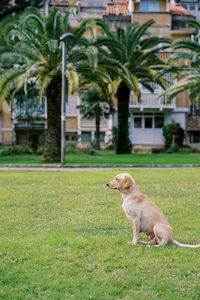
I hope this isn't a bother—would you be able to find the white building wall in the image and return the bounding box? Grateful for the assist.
[164,109,188,130]
[129,114,164,145]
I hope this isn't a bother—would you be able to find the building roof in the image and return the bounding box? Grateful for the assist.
[107,3,129,15]
[169,4,192,16]
[115,0,129,5]
[51,0,77,6]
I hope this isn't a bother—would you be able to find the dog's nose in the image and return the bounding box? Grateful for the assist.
[106,183,109,187]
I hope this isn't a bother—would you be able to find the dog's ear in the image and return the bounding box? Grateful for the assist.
[123,176,133,189]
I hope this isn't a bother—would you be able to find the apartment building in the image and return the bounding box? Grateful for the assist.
[0,0,199,149]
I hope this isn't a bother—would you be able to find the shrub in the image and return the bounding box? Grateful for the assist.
[0,145,33,156]
[81,147,97,155]
[179,146,200,154]
[152,148,160,154]
[167,143,180,153]
[36,146,44,155]
[66,143,78,154]
[28,132,41,153]
[162,122,185,150]
[65,143,97,155]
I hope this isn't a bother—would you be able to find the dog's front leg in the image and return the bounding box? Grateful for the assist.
[129,217,140,245]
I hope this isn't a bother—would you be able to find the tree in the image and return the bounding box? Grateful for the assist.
[0,7,107,161]
[96,19,171,154]
[0,0,45,21]
[162,121,185,150]
[162,19,200,106]
[77,88,114,150]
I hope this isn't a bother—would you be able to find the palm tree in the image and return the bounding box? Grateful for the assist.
[95,19,171,154]
[161,19,200,106]
[0,7,109,161]
[77,88,114,150]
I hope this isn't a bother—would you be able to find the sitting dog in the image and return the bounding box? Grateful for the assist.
[106,173,200,248]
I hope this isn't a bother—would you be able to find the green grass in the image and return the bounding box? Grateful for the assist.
[0,169,200,299]
[0,150,200,165]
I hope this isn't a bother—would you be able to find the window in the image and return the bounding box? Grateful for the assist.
[181,3,197,10]
[88,2,95,6]
[181,3,187,9]
[145,117,153,128]
[97,2,103,6]
[155,116,164,128]
[190,131,200,143]
[140,1,159,12]
[134,117,142,128]
[66,132,78,142]
[99,132,105,143]
[188,3,197,10]
[81,131,91,143]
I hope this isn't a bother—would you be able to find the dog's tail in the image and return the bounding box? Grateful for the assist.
[173,240,200,248]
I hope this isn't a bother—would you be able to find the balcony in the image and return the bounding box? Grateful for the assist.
[80,118,108,128]
[129,94,176,110]
[12,97,46,121]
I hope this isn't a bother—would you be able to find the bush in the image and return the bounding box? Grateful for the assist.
[162,122,185,150]
[36,146,44,155]
[81,147,97,155]
[179,146,200,154]
[167,143,180,153]
[152,148,160,154]
[66,143,78,154]
[28,132,41,153]
[0,145,33,156]
[66,143,97,155]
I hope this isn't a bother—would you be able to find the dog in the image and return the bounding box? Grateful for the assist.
[106,173,200,248]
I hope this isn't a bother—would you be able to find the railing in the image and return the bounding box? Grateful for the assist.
[12,98,46,120]
[80,118,108,127]
[129,94,176,109]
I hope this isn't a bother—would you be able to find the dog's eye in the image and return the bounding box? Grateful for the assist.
[116,177,119,181]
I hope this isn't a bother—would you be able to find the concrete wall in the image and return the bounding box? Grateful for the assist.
[133,12,171,27]
[66,117,78,130]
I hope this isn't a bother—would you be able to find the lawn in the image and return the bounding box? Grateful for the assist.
[1,150,200,165]
[0,169,200,299]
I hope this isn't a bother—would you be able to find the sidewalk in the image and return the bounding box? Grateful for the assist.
[0,164,200,171]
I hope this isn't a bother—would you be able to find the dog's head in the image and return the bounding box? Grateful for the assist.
[106,173,135,191]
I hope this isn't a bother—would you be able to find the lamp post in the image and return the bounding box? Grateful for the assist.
[60,33,75,165]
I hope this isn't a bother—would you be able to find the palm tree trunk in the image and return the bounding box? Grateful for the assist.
[116,81,131,154]
[95,116,100,150]
[43,75,62,162]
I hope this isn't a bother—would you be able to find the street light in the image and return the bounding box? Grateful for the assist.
[60,32,75,165]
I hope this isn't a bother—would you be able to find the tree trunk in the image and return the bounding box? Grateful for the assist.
[116,81,131,154]
[95,116,100,150]
[43,75,62,162]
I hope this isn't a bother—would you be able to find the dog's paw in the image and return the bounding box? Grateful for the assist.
[128,240,138,245]
[128,240,134,245]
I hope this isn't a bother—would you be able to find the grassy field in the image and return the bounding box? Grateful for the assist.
[0,169,200,299]
[0,150,200,165]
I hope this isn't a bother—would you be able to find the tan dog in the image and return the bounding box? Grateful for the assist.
[106,173,200,248]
